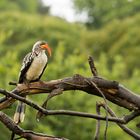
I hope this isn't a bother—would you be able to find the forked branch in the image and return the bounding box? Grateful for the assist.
[0,74,140,111]
[0,111,65,140]
[0,56,140,139]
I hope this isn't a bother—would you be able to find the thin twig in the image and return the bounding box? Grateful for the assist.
[86,80,108,140]
[123,110,140,124]
[36,88,63,121]
[0,89,125,123]
[88,56,98,76]
[88,57,109,140]
[93,102,101,140]
[3,88,139,125]
[100,103,140,139]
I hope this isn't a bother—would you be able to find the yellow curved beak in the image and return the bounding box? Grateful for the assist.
[41,44,52,57]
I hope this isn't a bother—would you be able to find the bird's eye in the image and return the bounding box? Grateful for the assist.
[40,43,44,45]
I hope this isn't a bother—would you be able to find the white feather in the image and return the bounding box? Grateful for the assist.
[26,51,48,81]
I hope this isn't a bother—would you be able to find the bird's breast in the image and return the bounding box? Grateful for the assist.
[26,52,48,81]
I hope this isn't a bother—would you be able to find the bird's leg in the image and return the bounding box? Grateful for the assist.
[36,88,63,121]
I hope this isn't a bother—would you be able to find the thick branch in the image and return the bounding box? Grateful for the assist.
[0,111,65,140]
[0,56,139,140]
[0,74,140,111]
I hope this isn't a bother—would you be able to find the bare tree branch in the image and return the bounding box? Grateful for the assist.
[0,89,126,123]
[88,56,98,76]
[93,102,101,140]
[0,74,140,111]
[87,80,109,140]
[100,103,140,139]
[0,89,139,125]
[0,56,140,139]
[36,88,64,120]
[0,111,65,140]
[123,110,140,124]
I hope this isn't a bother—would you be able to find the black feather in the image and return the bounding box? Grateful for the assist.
[18,52,34,83]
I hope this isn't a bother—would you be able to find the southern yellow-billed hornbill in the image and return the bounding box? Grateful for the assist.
[13,40,51,124]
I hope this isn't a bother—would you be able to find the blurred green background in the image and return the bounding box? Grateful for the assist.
[0,0,140,139]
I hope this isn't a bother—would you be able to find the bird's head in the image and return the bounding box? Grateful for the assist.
[32,40,51,57]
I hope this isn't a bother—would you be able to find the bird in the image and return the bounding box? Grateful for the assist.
[13,40,51,124]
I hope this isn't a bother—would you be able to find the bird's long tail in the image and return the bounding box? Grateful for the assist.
[11,100,26,140]
[14,100,26,124]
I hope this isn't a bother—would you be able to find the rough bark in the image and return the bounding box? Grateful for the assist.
[0,75,140,111]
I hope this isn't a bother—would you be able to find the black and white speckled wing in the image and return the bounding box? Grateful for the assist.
[18,52,35,83]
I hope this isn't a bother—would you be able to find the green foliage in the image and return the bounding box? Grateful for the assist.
[0,0,49,14]
[80,14,140,78]
[73,0,140,28]
[0,1,140,140]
